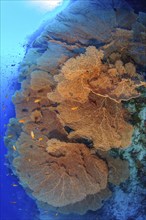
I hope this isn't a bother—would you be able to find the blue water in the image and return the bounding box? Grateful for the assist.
[0,1,70,220]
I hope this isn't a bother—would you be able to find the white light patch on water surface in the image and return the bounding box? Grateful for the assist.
[1,0,69,109]
[28,0,64,12]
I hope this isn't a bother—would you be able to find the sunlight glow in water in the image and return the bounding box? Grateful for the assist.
[1,0,69,57]
[1,1,69,219]
[28,0,64,12]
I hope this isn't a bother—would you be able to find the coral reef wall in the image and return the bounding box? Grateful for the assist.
[4,0,146,219]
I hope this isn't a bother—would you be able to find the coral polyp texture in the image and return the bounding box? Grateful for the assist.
[5,0,146,218]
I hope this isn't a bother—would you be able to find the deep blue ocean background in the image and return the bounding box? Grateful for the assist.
[0,1,146,220]
[0,1,70,220]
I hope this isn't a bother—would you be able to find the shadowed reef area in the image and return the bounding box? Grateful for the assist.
[4,0,146,219]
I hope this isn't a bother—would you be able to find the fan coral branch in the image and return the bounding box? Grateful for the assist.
[48,46,145,104]
[54,96,133,151]
[13,134,108,207]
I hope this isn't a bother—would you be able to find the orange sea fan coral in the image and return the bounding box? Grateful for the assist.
[60,46,104,81]
[107,158,130,185]
[48,46,145,104]
[30,70,54,91]
[13,134,108,207]
[37,187,112,215]
[54,96,133,151]
[48,46,104,103]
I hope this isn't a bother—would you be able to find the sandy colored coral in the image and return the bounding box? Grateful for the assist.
[36,42,75,74]
[107,158,130,185]
[46,46,146,151]
[48,46,145,104]
[57,188,112,215]
[60,46,104,80]
[30,110,42,122]
[30,70,54,91]
[54,95,133,151]
[48,46,104,103]
[37,188,112,215]
[13,134,108,207]
[103,25,146,66]
[91,149,130,185]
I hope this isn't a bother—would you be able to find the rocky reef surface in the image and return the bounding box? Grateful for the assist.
[4,0,146,219]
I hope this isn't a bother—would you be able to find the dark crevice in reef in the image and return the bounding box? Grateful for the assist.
[86,39,105,48]
[47,129,68,142]
[73,137,93,149]
[44,32,82,46]
[43,32,106,49]
[64,126,75,134]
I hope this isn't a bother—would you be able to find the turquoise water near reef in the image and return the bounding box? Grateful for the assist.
[1,1,146,220]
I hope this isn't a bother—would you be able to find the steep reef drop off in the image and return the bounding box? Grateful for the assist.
[5,0,146,219]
